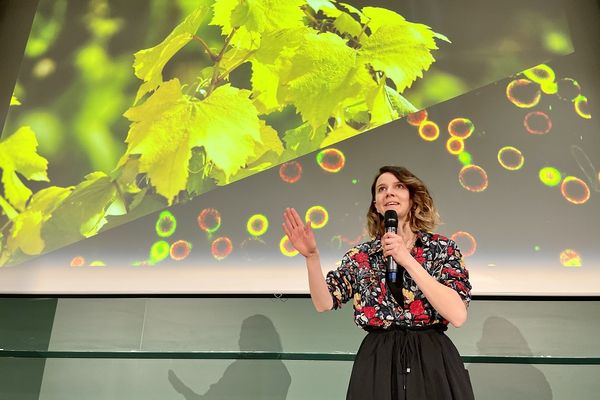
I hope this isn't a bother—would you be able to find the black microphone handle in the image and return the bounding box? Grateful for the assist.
[385,226,399,283]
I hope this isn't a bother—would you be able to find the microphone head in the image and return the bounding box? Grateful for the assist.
[384,210,398,229]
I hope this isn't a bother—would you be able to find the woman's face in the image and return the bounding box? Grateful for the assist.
[374,172,411,221]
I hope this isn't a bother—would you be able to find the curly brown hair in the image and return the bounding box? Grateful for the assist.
[367,166,440,238]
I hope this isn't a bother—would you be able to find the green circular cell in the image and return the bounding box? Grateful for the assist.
[155,211,177,237]
[523,64,555,84]
[149,240,170,264]
[539,167,561,187]
[457,151,473,166]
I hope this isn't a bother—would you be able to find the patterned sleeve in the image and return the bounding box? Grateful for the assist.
[439,239,472,307]
[325,249,358,310]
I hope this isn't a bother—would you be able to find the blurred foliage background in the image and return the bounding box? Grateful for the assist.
[5,0,572,188]
[0,0,573,265]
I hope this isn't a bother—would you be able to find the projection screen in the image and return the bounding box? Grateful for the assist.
[0,0,598,294]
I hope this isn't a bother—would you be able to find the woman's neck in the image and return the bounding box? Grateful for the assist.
[399,221,414,237]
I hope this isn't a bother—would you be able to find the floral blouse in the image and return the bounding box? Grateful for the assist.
[325,231,471,329]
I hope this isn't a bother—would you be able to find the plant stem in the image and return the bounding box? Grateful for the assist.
[207,28,239,96]
[193,35,217,61]
[216,27,238,62]
[301,5,319,25]
[357,18,369,41]
[0,219,12,236]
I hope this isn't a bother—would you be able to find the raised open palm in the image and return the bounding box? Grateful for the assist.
[282,208,318,257]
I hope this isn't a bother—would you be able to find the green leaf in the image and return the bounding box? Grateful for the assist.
[434,32,451,43]
[366,79,395,127]
[334,11,362,37]
[320,122,360,147]
[246,119,284,167]
[132,6,208,103]
[281,31,376,128]
[231,0,305,33]
[186,149,208,196]
[211,0,239,34]
[122,79,261,200]
[358,7,439,92]
[0,126,49,211]
[337,3,367,24]
[282,123,327,156]
[122,79,195,203]
[194,84,262,182]
[339,3,363,17]
[8,211,44,256]
[250,61,280,113]
[6,186,72,256]
[253,120,284,159]
[42,172,117,250]
[344,102,370,126]
[113,158,142,194]
[26,186,73,214]
[210,119,283,185]
[129,188,150,211]
[249,27,311,113]
[212,5,260,49]
[211,0,305,49]
[0,195,18,220]
[212,0,304,35]
[306,0,337,13]
[105,197,127,217]
[217,47,256,80]
[384,85,417,116]
[366,80,417,126]
[10,95,20,106]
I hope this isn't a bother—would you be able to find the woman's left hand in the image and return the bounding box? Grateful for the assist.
[382,231,412,266]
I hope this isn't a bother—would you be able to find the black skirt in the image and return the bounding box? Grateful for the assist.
[347,325,474,400]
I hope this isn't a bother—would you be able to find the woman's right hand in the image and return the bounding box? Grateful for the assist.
[282,208,319,258]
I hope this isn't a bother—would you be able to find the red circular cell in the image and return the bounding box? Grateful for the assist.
[450,231,477,257]
[560,176,590,205]
[447,118,474,139]
[211,237,233,261]
[459,165,489,192]
[197,208,221,233]
[524,111,552,135]
[70,256,85,267]
[406,110,428,126]
[279,161,302,183]
[170,240,192,261]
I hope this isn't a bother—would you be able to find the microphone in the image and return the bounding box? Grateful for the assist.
[384,210,399,283]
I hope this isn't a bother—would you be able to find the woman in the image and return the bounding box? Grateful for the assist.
[282,166,474,399]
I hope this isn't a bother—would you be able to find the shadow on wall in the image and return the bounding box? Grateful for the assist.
[168,314,291,400]
[468,316,553,399]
